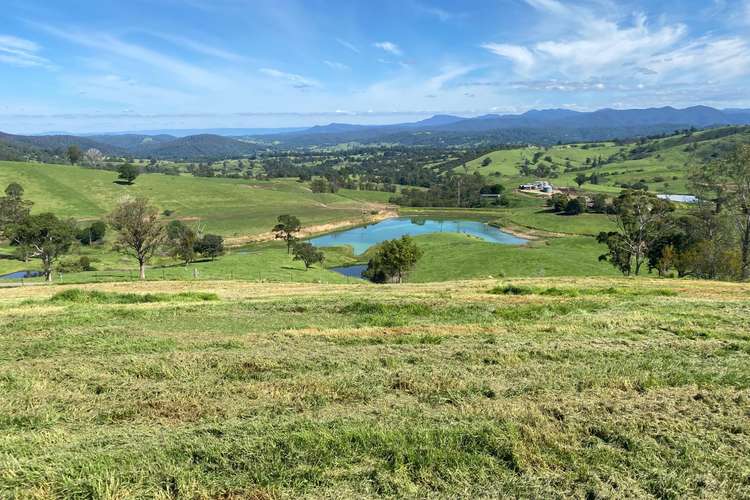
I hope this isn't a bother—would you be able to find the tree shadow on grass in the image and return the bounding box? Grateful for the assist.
[281,265,305,272]
[113,180,134,186]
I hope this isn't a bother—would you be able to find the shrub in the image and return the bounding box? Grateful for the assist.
[564,198,585,215]
[50,289,219,304]
[489,284,533,295]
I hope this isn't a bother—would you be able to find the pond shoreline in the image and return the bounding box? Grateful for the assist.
[310,217,528,255]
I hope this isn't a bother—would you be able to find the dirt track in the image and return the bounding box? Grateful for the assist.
[224,207,399,247]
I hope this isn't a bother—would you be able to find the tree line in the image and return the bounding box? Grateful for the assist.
[597,144,750,281]
[0,187,224,281]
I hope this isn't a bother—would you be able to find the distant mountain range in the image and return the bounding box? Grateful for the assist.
[2,106,749,161]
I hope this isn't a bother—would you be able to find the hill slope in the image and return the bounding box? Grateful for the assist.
[0,161,384,235]
[465,125,750,194]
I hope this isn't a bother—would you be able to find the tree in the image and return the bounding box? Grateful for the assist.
[363,236,423,283]
[548,193,569,212]
[77,220,107,245]
[292,241,325,269]
[590,193,609,213]
[5,182,24,198]
[481,157,492,167]
[67,145,82,165]
[565,197,585,215]
[597,190,674,276]
[9,213,76,282]
[574,173,588,187]
[699,145,750,280]
[168,222,197,265]
[195,234,224,261]
[84,148,104,167]
[109,197,166,279]
[0,183,32,239]
[310,178,332,193]
[117,163,140,185]
[273,215,302,254]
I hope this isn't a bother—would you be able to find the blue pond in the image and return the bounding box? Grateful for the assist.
[329,264,368,279]
[309,217,527,255]
[0,270,43,280]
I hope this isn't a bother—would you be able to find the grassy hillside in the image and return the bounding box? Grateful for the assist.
[406,233,618,281]
[0,161,620,283]
[0,161,381,236]
[1,278,748,497]
[465,126,750,194]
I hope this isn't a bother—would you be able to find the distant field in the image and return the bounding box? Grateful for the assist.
[463,128,750,194]
[1,277,748,497]
[0,161,382,236]
[0,163,620,284]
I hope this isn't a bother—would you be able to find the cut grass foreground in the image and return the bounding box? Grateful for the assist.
[1,277,749,497]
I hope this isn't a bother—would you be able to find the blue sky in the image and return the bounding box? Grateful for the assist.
[1,0,749,133]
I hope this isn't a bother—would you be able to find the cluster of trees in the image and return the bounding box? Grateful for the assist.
[0,183,76,282]
[110,198,224,278]
[166,220,225,265]
[548,193,610,216]
[271,215,324,269]
[363,236,423,283]
[391,173,507,208]
[598,145,750,281]
[0,185,225,281]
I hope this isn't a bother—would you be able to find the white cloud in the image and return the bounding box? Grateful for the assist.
[533,14,686,77]
[483,6,750,87]
[481,43,535,73]
[323,60,349,70]
[149,33,247,62]
[335,38,360,53]
[259,68,320,89]
[68,73,193,107]
[644,37,750,80]
[426,65,480,91]
[523,0,570,17]
[374,41,402,56]
[414,3,465,22]
[0,35,52,68]
[35,24,226,88]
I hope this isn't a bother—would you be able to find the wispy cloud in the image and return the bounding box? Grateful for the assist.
[335,37,360,53]
[259,68,320,89]
[481,43,535,73]
[323,60,349,70]
[148,32,247,62]
[374,41,402,56]
[0,34,52,68]
[426,65,480,91]
[68,73,193,106]
[484,4,749,86]
[523,0,571,17]
[33,23,226,88]
[510,80,608,92]
[414,2,465,22]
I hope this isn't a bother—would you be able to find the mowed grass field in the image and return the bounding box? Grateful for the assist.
[0,161,384,236]
[1,278,749,498]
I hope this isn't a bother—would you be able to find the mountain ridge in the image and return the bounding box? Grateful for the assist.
[1,106,749,160]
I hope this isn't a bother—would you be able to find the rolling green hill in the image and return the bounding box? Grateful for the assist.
[465,126,750,194]
[0,161,382,236]
[0,160,619,283]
